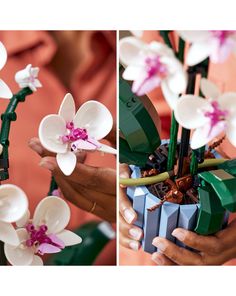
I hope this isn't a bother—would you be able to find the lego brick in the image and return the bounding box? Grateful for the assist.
[176,204,198,247]
[158,202,179,245]
[142,193,161,254]
[132,186,147,228]
[218,159,236,177]
[195,184,225,235]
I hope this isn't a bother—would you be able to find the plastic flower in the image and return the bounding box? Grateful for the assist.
[0,42,12,99]
[39,93,116,176]
[178,30,236,66]
[119,37,187,109]
[174,78,236,149]
[4,194,82,266]
[15,64,42,92]
[0,184,28,246]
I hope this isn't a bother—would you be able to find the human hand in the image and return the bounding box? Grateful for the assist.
[151,219,236,265]
[29,138,116,222]
[119,163,143,251]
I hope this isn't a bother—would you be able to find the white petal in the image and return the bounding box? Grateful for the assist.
[200,78,221,99]
[0,42,7,71]
[177,31,211,43]
[4,229,34,266]
[0,79,12,99]
[0,221,20,246]
[30,255,44,266]
[122,65,144,80]
[16,209,30,228]
[130,30,143,38]
[33,196,70,234]
[73,101,113,140]
[0,184,28,223]
[187,42,211,66]
[57,229,82,246]
[165,65,187,95]
[39,114,68,154]
[191,122,226,149]
[161,81,180,109]
[58,93,75,122]
[97,143,117,154]
[56,151,77,176]
[218,92,236,116]
[174,95,210,129]
[119,36,146,66]
[149,41,174,57]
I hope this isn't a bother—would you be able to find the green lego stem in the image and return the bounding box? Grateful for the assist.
[119,158,227,186]
[0,241,7,265]
[167,38,185,171]
[0,87,33,181]
[48,176,58,196]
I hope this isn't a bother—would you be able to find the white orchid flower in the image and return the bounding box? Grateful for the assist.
[39,93,116,176]
[130,31,143,38]
[119,36,187,109]
[15,64,42,92]
[0,184,28,246]
[175,78,236,149]
[0,42,12,99]
[4,194,82,266]
[178,30,236,66]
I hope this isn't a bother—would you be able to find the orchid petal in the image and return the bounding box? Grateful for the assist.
[4,229,34,266]
[71,139,98,151]
[58,93,76,122]
[0,42,7,71]
[133,75,161,96]
[97,143,117,155]
[73,101,113,140]
[0,184,28,223]
[37,243,61,254]
[30,255,43,266]
[48,233,65,248]
[0,221,20,246]
[122,65,144,81]
[218,92,236,116]
[191,121,226,149]
[56,151,77,176]
[39,114,68,154]
[174,95,210,129]
[16,209,30,228]
[165,66,187,95]
[130,30,143,38]
[0,79,12,99]
[186,42,211,66]
[57,229,82,246]
[200,78,221,99]
[33,196,70,234]
[177,31,211,43]
[161,80,180,109]
[149,41,174,57]
[119,37,146,66]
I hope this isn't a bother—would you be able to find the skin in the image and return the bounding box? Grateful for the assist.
[29,137,116,223]
[119,164,236,264]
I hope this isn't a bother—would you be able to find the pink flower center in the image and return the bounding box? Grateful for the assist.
[29,75,35,83]
[211,30,235,45]
[204,101,228,133]
[145,55,167,79]
[25,223,63,255]
[61,121,88,144]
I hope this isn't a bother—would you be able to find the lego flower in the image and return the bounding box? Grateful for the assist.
[0,42,12,99]
[119,37,187,108]
[4,195,82,266]
[15,64,42,92]
[178,30,236,66]
[39,93,116,176]
[175,78,236,149]
[0,184,28,246]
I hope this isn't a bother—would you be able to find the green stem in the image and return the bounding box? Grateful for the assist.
[120,158,227,186]
[48,176,58,196]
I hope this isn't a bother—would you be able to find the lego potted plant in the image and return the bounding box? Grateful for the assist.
[119,31,236,254]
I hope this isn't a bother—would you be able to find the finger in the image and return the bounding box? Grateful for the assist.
[119,186,137,224]
[172,228,223,255]
[152,237,203,265]
[119,163,131,188]
[151,252,176,265]
[29,137,55,157]
[119,214,143,241]
[119,232,141,251]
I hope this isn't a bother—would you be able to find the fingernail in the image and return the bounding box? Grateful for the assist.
[172,229,186,242]
[124,209,135,224]
[152,238,167,252]
[39,160,55,171]
[129,241,139,251]
[129,228,142,240]
[152,253,163,265]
